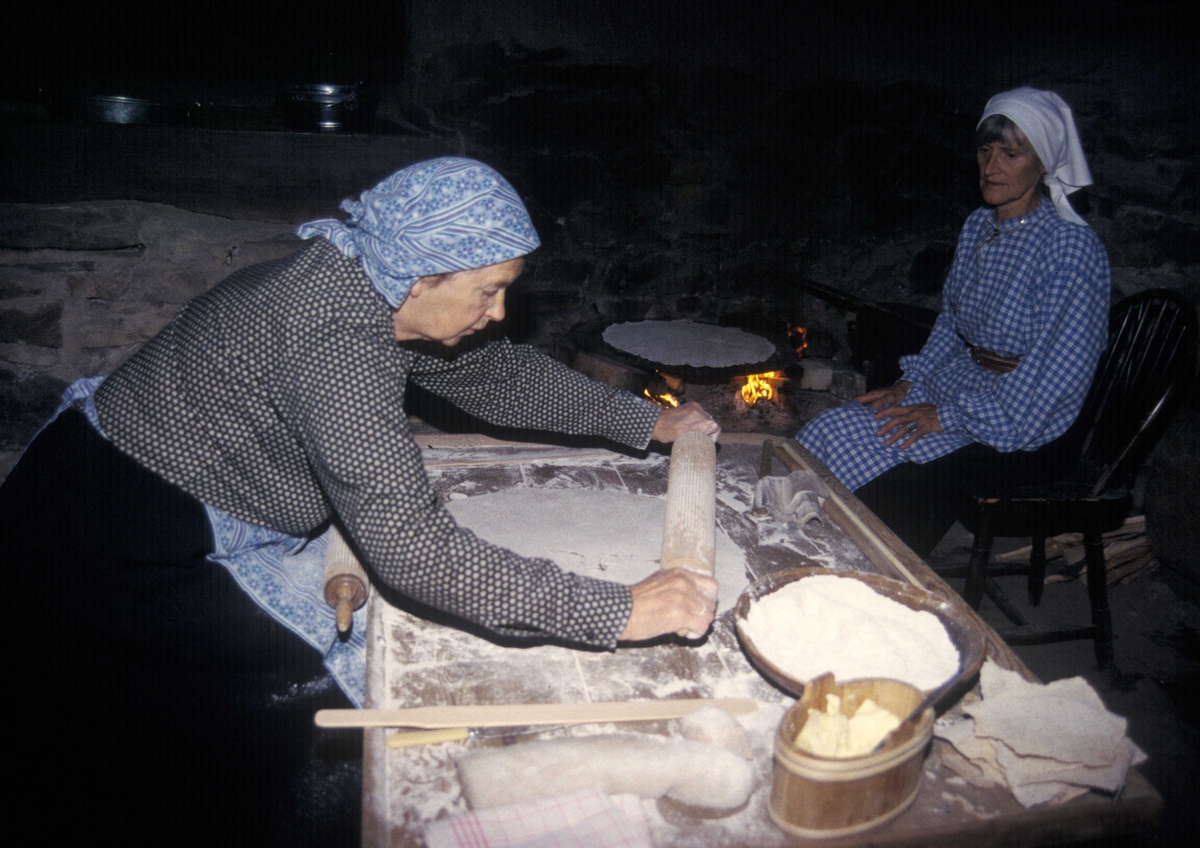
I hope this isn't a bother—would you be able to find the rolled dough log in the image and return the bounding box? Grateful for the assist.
[456,734,755,811]
[677,704,754,760]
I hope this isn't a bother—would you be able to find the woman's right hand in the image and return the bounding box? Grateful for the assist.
[855,380,912,411]
[618,568,718,642]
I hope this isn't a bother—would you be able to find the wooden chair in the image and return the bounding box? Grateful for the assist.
[944,289,1197,668]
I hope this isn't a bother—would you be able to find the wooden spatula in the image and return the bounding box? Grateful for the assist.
[315,697,758,729]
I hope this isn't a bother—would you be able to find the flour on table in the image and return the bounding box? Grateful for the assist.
[445,487,749,612]
[740,574,959,691]
[603,320,776,369]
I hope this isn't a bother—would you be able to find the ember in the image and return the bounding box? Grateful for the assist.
[790,326,808,358]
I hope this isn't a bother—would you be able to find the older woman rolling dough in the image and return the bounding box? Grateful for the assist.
[799,88,1111,555]
[1,158,718,845]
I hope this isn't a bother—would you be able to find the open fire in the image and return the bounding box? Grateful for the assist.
[739,371,782,406]
[643,388,680,408]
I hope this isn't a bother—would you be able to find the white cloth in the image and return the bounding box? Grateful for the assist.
[980,87,1093,227]
[425,789,653,848]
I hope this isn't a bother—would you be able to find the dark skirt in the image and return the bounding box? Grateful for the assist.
[853,428,1084,556]
[0,409,359,846]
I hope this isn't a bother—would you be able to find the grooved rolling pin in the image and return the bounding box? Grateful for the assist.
[660,430,717,637]
[324,526,369,635]
[660,430,717,575]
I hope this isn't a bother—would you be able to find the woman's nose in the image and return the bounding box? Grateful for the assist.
[485,291,506,323]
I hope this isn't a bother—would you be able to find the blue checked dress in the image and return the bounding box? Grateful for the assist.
[800,201,1110,492]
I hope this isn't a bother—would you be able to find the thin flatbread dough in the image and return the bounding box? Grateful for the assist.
[445,488,749,612]
[603,320,776,368]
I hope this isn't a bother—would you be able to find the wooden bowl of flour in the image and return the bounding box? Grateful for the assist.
[734,567,985,698]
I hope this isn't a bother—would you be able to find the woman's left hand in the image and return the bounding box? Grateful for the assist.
[652,402,721,443]
[874,403,943,449]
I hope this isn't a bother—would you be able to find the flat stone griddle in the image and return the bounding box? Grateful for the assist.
[571,320,798,380]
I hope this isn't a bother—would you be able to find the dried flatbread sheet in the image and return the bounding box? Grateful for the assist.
[935,717,1000,765]
[947,662,1145,807]
[992,738,1139,795]
[935,740,1007,789]
[1010,781,1090,809]
[978,659,1029,699]
[602,320,776,369]
[966,677,1126,767]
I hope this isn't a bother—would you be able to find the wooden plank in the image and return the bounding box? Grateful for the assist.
[360,593,390,848]
[362,438,1159,846]
[798,768,1161,848]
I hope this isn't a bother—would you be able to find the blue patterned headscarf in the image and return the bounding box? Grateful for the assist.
[296,157,541,308]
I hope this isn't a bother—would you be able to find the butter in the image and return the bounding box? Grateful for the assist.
[795,695,901,758]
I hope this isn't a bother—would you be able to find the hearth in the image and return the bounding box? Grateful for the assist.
[553,320,862,437]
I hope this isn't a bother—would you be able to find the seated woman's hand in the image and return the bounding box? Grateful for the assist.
[619,568,718,642]
[651,402,721,444]
[874,401,943,449]
[855,380,912,410]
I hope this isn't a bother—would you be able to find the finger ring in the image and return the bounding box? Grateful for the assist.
[905,421,918,433]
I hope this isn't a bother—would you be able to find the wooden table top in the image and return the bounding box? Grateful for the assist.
[360,433,1160,848]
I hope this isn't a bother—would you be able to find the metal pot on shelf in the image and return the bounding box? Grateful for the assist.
[277,83,376,132]
[49,92,196,126]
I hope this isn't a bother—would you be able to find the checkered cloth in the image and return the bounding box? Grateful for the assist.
[800,201,1109,491]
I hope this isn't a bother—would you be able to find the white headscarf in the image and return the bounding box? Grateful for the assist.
[979,87,1093,227]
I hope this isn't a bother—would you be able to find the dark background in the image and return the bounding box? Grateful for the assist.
[2,4,1198,846]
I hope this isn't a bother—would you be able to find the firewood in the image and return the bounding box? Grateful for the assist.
[993,515,1145,563]
[1107,553,1157,587]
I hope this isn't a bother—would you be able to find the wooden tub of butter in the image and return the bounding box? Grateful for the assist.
[734,567,986,837]
[769,675,934,838]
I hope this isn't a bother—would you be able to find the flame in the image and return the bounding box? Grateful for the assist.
[740,372,781,406]
[644,388,680,408]
[790,325,808,358]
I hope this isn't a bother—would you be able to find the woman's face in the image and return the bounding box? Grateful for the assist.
[977,132,1046,220]
[392,257,525,346]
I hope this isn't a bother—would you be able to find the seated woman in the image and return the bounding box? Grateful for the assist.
[799,87,1111,556]
[1,158,720,844]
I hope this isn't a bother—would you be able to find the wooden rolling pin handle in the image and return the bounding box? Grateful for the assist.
[333,581,359,634]
[324,527,370,635]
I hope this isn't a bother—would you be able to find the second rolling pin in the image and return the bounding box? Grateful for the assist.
[324,526,369,635]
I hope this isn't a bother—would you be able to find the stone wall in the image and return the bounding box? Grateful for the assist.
[0,202,298,476]
[3,2,1197,483]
